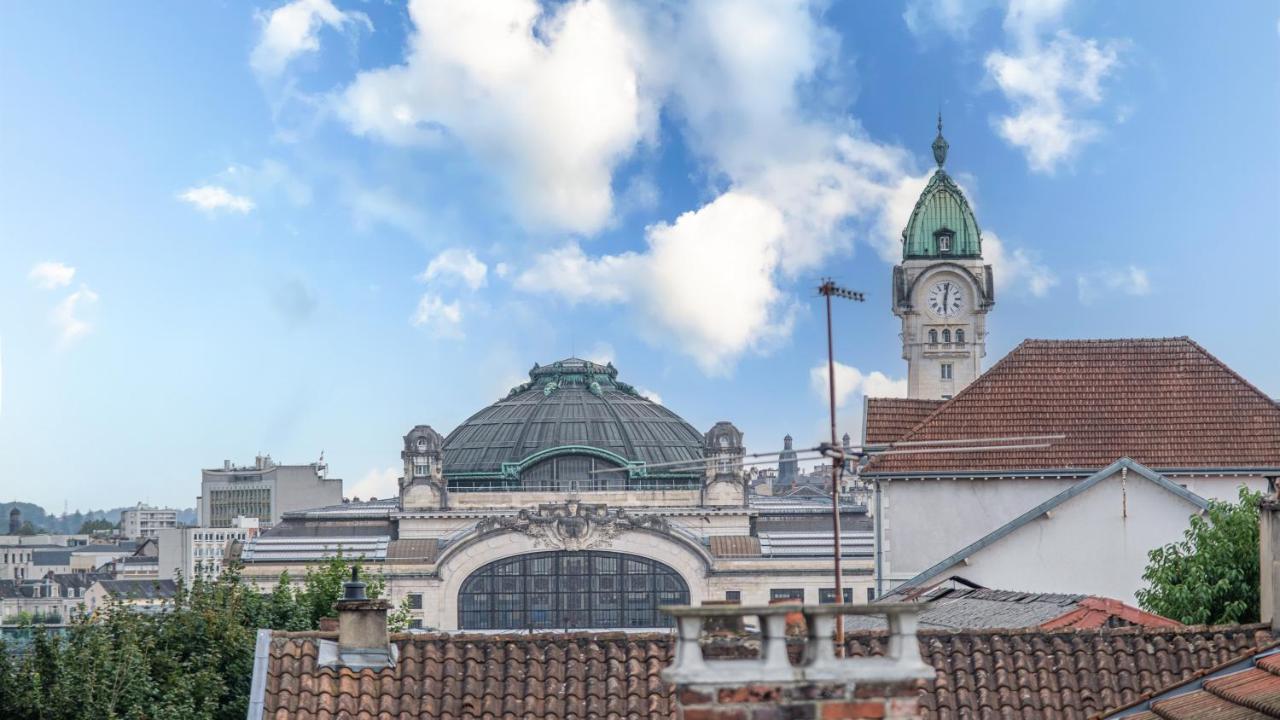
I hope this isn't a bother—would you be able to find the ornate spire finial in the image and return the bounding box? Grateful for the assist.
[932,112,949,168]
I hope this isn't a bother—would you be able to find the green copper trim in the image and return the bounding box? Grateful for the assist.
[499,444,650,480]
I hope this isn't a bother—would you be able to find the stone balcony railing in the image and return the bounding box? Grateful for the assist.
[660,603,934,687]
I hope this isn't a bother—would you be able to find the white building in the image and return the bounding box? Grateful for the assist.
[864,337,1280,603]
[237,358,875,632]
[120,503,178,539]
[158,516,260,584]
[198,455,342,527]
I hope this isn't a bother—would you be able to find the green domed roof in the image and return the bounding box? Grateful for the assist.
[901,118,982,260]
[441,358,705,480]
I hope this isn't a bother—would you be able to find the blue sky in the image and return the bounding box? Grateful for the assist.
[2,1,1277,510]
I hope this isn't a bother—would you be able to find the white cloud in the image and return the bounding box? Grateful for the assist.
[178,185,255,214]
[903,0,997,40]
[493,262,511,279]
[810,361,908,410]
[53,285,99,346]
[251,0,371,79]
[984,231,1058,297]
[986,0,1123,173]
[410,293,464,337]
[338,0,651,234]
[347,465,400,501]
[583,342,615,365]
[29,262,76,290]
[517,192,793,374]
[420,248,487,290]
[635,387,663,405]
[1077,265,1151,304]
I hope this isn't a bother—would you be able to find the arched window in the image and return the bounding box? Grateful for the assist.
[928,329,938,344]
[459,551,690,630]
[956,329,965,344]
[942,329,951,343]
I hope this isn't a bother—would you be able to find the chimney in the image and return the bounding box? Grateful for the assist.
[329,567,395,669]
[663,602,932,720]
[1260,492,1280,631]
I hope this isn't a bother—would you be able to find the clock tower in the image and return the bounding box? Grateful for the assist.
[892,117,994,400]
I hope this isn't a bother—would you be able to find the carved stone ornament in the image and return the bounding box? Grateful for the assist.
[475,500,670,551]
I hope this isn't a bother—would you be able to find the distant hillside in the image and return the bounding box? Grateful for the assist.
[0,501,197,534]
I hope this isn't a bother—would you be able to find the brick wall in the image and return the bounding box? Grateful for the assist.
[674,680,924,720]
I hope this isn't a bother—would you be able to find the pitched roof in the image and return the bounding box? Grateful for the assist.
[385,538,440,563]
[890,458,1209,592]
[848,584,1181,632]
[866,338,1280,474]
[95,579,177,599]
[708,535,761,557]
[252,623,1275,719]
[1105,645,1280,718]
[864,397,944,445]
[260,630,676,718]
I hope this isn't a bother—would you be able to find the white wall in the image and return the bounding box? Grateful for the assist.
[881,477,1076,579]
[912,469,1206,603]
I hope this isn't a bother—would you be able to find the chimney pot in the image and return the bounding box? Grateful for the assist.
[331,566,394,669]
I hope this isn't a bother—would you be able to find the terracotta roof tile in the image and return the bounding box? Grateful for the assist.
[864,398,945,445]
[867,338,1280,474]
[259,624,1274,719]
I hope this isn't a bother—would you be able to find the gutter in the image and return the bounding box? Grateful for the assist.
[865,466,1280,481]
[245,628,272,720]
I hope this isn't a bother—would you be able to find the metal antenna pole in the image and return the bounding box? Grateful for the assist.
[818,279,863,656]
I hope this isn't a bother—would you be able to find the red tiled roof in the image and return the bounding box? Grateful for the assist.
[257,623,1274,719]
[865,398,945,445]
[1103,646,1280,718]
[1040,597,1183,631]
[867,338,1280,474]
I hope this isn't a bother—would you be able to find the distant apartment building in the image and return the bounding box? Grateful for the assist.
[120,503,178,539]
[197,454,342,528]
[158,516,260,584]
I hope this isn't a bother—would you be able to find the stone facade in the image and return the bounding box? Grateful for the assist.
[891,124,992,401]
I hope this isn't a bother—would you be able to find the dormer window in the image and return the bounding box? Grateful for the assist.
[935,230,954,254]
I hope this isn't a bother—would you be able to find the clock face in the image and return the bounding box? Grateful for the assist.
[926,281,964,318]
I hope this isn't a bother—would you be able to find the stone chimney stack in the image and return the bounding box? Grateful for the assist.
[1260,492,1280,631]
[332,567,395,669]
[663,602,932,719]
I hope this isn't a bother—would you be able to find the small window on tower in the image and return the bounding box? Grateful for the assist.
[928,329,938,344]
[937,232,953,254]
[941,363,953,380]
[956,329,965,344]
[942,329,951,343]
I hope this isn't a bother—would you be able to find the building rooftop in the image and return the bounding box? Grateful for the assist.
[853,582,1181,632]
[1105,644,1280,718]
[251,622,1275,719]
[442,358,705,478]
[863,397,944,445]
[94,579,177,600]
[866,337,1280,474]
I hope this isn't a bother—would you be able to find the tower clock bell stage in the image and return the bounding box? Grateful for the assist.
[892,116,995,400]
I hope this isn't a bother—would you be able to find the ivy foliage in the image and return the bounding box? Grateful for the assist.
[2,554,407,720]
[1137,486,1262,625]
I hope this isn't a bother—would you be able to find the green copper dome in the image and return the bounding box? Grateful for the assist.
[901,118,982,260]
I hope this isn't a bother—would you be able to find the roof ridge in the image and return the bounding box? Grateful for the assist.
[867,337,1032,457]
[1180,336,1280,420]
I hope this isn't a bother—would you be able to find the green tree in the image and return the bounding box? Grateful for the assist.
[1137,486,1262,625]
[3,555,398,720]
[78,518,116,534]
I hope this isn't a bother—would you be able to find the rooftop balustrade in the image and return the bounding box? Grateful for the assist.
[660,602,933,687]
